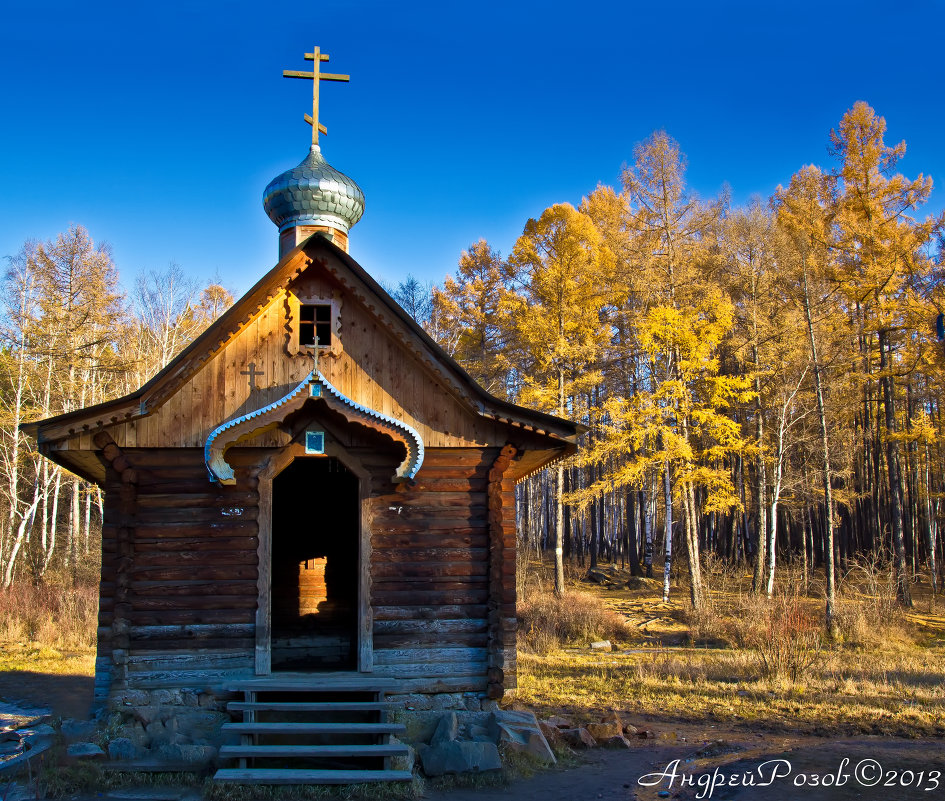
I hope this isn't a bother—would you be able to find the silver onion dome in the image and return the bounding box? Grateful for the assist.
[263,145,365,235]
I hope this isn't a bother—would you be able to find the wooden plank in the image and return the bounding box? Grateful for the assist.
[212,768,412,785]
[373,647,486,665]
[126,667,255,688]
[135,506,259,525]
[126,651,253,671]
[121,449,207,467]
[421,448,496,466]
[133,637,255,651]
[218,744,409,759]
[132,522,259,539]
[406,478,488,492]
[129,623,256,640]
[136,492,257,509]
[372,661,488,678]
[134,538,259,552]
[222,722,405,735]
[227,701,398,712]
[132,551,258,568]
[370,590,488,606]
[373,618,487,634]
[372,605,488,621]
[372,562,488,578]
[371,576,488,588]
[373,633,487,649]
[129,609,256,626]
[130,564,257,581]
[130,595,258,611]
[372,530,487,546]
[132,582,257,597]
[371,514,489,530]
[372,547,487,562]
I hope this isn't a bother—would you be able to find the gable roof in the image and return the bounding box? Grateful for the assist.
[23,235,582,452]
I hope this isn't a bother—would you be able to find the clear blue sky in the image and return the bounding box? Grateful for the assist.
[2,0,943,298]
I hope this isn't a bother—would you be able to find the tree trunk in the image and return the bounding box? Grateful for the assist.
[801,259,837,631]
[878,328,912,606]
[662,462,673,602]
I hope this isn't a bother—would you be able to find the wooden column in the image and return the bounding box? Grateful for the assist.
[486,444,517,699]
[94,431,138,692]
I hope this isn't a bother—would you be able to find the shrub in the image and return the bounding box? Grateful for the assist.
[0,579,98,649]
[727,595,825,682]
[518,589,629,653]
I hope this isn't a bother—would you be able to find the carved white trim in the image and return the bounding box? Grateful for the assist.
[205,361,424,485]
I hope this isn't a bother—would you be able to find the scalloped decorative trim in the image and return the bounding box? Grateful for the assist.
[205,365,424,485]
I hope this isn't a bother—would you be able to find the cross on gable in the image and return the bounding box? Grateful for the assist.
[282,45,350,146]
[241,362,265,391]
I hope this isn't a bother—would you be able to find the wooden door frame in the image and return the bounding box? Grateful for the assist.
[254,441,373,675]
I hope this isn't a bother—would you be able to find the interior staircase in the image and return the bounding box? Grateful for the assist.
[213,676,413,785]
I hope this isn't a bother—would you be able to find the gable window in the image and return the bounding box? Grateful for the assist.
[285,292,342,358]
[300,304,332,348]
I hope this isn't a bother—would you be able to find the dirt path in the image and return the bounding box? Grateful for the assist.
[3,671,942,801]
[0,670,93,723]
[424,731,945,801]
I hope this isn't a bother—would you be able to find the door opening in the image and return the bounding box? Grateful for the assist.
[270,457,359,671]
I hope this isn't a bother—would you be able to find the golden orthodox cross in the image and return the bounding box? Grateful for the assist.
[282,45,350,146]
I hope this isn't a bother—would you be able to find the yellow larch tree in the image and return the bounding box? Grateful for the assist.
[506,203,614,595]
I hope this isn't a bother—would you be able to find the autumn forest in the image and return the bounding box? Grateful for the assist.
[2,102,943,631]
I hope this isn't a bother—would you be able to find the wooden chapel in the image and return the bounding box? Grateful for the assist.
[23,46,579,781]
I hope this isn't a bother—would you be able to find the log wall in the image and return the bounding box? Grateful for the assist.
[369,447,496,695]
[97,446,260,693]
[94,443,516,702]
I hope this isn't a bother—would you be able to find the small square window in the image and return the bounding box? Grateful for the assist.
[305,430,325,454]
[300,303,332,347]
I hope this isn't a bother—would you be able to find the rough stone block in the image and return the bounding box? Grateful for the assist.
[198,693,223,710]
[107,737,138,761]
[145,721,170,747]
[389,736,415,772]
[66,742,105,760]
[180,691,200,708]
[431,693,464,710]
[393,693,434,711]
[492,710,555,764]
[430,712,458,746]
[166,710,227,742]
[117,721,148,747]
[60,719,98,743]
[117,690,149,706]
[151,690,180,706]
[177,744,217,765]
[561,727,597,749]
[590,640,612,651]
[418,740,501,776]
[538,721,563,747]
[603,735,632,748]
[131,705,165,726]
[586,721,623,742]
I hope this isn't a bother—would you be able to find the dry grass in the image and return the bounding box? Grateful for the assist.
[518,582,631,653]
[513,560,945,738]
[0,577,97,674]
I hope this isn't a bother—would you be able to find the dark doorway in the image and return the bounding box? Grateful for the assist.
[271,457,359,671]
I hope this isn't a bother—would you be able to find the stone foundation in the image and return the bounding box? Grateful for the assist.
[106,687,235,766]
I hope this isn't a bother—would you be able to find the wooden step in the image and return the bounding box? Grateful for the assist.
[228,700,398,712]
[219,743,409,759]
[213,768,413,784]
[222,722,406,735]
[227,676,396,692]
